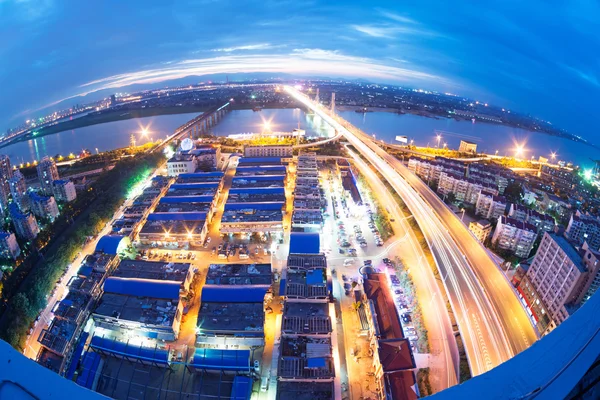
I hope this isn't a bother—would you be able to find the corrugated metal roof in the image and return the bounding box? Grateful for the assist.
[160,196,214,204]
[178,172,224,178]
[289,232,320,254]
[147,212,206,221]
[236,165,286,172]
[95,235,129,255]
[231,376,253,400]
[228,187,285,195]
[191,348,250,371]
[103,277,181,299]
[89,336,169,365]
[232,174,285,181]
[237,157,282,164]
[224,202,284,211]
[170,183,219,190]
[201,286,269,303]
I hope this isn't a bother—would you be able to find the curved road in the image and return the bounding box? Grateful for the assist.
[286,86,538,377]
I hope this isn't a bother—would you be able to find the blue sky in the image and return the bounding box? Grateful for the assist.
[1,0,599,140]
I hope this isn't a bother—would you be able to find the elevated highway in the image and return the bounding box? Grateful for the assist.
[285,86,538,377]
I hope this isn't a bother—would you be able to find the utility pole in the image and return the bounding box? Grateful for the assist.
[331,92,336,114]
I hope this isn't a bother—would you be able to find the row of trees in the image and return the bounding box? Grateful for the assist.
[393,258,430,353]
[0,153,164,349]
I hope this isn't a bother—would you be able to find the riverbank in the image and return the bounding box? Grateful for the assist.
[337,105,596,150]
[0,106,209,149]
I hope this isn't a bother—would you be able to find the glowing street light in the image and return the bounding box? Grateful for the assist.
[550,152,557,161]
[515,144,524,158]
[495,150,499,156]
[436,134,442,148]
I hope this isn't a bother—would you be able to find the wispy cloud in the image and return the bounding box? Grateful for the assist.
[351,23,438,39]
[77,50,456,95]
[210,43,284,52]
[377,9,417,24]
[561,64,600,88]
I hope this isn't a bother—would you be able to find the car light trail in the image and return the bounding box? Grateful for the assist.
[285,85,538,376]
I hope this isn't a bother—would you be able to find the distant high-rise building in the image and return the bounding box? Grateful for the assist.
[36,156,59,195]
[53,179,77,202]
[9,170,29,211]
[0,231,20,259]
[110,94,116,106]
[315,87,320,103]
[9,203,39,241]
[0,154,13,213]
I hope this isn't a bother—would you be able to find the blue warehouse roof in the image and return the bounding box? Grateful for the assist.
[178,172,224,178]
[236,165,286,172]
[224,201,284,211]
[95,235,130,255]
[160,196,214,204]
[201,286,269,303]
[289,232,321,254]
[89,336,169,365]
[191,348,250,372]
[231,376,253,400]
[237,157,282,165]
[147,212,206,221]
[228,187,285,195]
[232,174,285,181]
[103,277,181,299]
[170,182,219,190]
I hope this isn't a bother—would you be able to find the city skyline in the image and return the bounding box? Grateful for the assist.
[1,0,600,142]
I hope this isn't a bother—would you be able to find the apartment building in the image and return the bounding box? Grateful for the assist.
[476,191,508,220]
[565,211,600,251]
[518,233,600,334]
[492,215,537,258]
[469,219,492,243]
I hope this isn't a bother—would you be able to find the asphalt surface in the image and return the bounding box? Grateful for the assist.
[286,85,538,377]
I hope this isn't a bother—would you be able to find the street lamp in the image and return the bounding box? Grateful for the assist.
[460,208,465,221]
[436,134,442,148]
[515,144,524,158]
[495,150,499,156]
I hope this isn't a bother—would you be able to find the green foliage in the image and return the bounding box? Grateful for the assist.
[417,368,433,396]
[504,181,524,204]
[0,153,164,349]
[393,259,430,353]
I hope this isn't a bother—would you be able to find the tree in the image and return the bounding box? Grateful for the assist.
[504,182,524,204]
[445,192,456,204]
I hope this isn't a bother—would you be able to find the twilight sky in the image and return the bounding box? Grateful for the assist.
[1,0,599,140]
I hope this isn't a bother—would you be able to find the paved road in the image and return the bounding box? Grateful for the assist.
[344,147,459,391]
[286,85,538,377]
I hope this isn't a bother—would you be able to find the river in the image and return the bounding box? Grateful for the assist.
[1,108,597,168]
[338,111,599,168]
